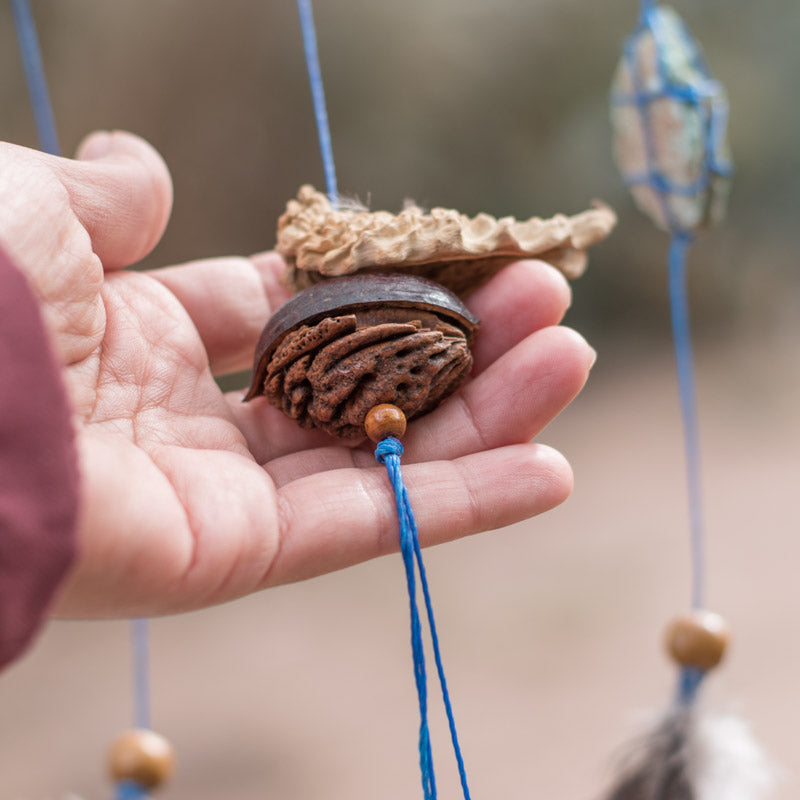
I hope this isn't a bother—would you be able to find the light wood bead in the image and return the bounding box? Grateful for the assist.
[664,610,730,671]
[365,404,407,443]
[108,729,175,790]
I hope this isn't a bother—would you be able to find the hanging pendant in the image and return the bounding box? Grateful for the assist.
[244,186,615,438]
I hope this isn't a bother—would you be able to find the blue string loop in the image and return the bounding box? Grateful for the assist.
[375,436,472,800]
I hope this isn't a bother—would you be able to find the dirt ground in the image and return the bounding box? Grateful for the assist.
[1,322,798,800]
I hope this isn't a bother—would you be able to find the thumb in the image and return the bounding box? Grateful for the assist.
[55,130,173,270]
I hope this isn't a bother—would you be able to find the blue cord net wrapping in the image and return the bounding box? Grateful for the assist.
[610,4,733,235]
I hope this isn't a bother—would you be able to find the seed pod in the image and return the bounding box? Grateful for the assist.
[245,273,479,439]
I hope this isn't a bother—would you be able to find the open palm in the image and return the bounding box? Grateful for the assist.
[0,131,595,618]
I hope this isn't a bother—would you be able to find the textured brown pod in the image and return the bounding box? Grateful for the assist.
[245,273,479,439]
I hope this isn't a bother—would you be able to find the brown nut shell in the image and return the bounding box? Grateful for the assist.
[244,274,479,439]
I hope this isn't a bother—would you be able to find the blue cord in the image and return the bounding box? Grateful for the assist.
[376,437,472,800]
[296,0,338,205]
[668,233,706,612]
[9,0,60,155]
[132,618,152,730]
[676,666,706,706]
[114,779,150,800]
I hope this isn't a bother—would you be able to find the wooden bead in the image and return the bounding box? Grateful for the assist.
[108,729,175,790]
[664,610,730,671]
[365,403,407,442]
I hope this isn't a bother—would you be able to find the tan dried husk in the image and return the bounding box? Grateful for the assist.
[278,186,617,297]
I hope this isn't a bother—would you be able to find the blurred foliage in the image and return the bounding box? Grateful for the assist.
[1,0,798,350]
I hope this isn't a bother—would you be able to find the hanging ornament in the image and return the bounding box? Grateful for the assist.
[242,185,614,797]
[604,4,775,799]
[244,187,615,437]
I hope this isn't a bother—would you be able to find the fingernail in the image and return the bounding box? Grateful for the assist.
[75,130,113,161]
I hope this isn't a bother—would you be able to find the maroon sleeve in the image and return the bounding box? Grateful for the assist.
[0,246,79,669]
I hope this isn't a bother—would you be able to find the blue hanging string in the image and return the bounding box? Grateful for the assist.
[669,232,712,706]
[375,437,472,800]
[667,232,705,612]
[9,0,60,155]
[296,0,339,205]
[132,618,152,730]
[11,8,156,793]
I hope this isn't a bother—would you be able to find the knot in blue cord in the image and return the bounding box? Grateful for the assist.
[375,436,404,463]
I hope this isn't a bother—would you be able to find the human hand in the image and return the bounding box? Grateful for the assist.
[0,131,595,618]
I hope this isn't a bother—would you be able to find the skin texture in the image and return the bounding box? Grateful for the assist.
[0,130,596,618]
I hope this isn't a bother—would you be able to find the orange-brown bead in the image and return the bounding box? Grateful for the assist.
[664,610,730,671]
[108,728,175,790]
[365,403,407,443]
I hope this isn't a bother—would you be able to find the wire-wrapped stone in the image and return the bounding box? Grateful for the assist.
[244,273,479,439]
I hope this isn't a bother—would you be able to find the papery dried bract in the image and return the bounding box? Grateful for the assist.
[277,186,616,296]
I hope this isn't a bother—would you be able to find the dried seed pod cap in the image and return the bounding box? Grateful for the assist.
[664,609,730,671]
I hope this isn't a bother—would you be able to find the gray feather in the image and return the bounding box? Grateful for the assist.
[602,708,777,800]
[603,708,695,800]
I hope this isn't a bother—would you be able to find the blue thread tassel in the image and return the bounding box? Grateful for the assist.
[375,437,472,800]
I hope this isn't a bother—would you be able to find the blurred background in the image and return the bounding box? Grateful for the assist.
[0,0,798,797]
